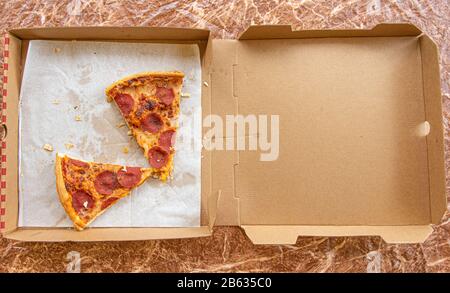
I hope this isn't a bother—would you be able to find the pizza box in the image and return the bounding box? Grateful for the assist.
[0,23,446,243]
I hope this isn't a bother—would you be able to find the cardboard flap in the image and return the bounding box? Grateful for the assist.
[209,40,240,225]
[4,227,212,242]
[238,23,422,40]
[10,26,210,41]
[419,35,446,224]
[242,225,433,244]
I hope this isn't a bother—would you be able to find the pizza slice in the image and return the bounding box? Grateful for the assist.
[55,153,155,231]
[105,71,184,181]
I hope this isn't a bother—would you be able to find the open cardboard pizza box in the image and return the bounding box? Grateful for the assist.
[0,23,446,243]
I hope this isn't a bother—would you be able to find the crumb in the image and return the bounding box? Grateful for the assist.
[203,81,209,87]
[106,95,113,103]
[73,105,79,110]
[116,122,126,128]
[51,99,60,105]
[122,146,129,154]
[189,72,195,80]
[181,92,191,98]
[75,115,82,121]
[54,48,61,53]
[64,143,74,150]
[127,130,132,136]
[43,144,53,152]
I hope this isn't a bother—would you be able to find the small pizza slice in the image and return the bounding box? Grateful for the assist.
[55,153,155,231]
[105,71,184,181]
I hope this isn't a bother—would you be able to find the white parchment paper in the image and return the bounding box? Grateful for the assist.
[18,40,201,227]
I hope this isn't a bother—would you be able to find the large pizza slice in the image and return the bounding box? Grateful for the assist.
[105,71,184,181]
[55,153,155,230]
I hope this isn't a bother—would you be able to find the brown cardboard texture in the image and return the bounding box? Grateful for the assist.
[0,24,446,244]
[210,24,445,244]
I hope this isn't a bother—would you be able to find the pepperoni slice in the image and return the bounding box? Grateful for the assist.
[72,190,94,213]
[114,93,134,116]
[148,146,169,169]
[155,87,174,106]
[94,171,118,195]
[101,197,118,210]
[141,113,163,134]
[117,167,142,188]
[68,158,89,168]
[158,129,176,151]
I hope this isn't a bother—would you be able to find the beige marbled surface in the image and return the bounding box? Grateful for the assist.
[0,0,449,272]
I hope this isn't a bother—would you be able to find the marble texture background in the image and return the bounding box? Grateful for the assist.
[0,0,449,272]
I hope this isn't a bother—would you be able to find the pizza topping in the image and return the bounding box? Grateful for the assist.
[158,129,176,150]
[68,158,89,168]
[155,87,175,106]
[141,113,163,134]
[117,167,142,188]
[72,190,94,214]
[114,93,134,116]
[94,171,119,195]
[144,100,156,111]
[148,146,169,169]
[136,100,157,118]
[101,197,119,210]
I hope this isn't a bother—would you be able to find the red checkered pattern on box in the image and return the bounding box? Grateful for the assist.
[0,34,9,232]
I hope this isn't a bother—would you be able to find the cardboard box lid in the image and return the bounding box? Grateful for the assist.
[210,23,446,243]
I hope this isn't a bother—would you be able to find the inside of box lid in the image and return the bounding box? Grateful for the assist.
[233,36,432,225]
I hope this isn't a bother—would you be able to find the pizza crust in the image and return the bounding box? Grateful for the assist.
[55,153,86,230]
[105,71,184,95]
